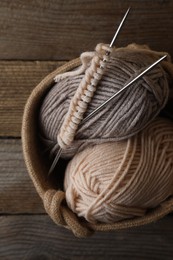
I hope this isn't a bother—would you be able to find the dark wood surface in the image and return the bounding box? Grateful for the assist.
[1,215,173,260]
[0,139,44,214]
[0,0,173,60]
[0,61,63,136]
[1,1,173,259]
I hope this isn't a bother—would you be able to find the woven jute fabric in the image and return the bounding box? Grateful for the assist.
[22,58,173,238]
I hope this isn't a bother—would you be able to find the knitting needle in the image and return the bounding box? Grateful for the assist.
[48,145,62,177]
[82,54,167,124]
[48,54,166,176]
[110,7,131,48]
[48,8,131,176]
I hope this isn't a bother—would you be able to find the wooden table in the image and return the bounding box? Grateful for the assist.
[1,1,173,259]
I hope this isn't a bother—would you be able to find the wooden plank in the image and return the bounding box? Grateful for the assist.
[0,139,45,214]
[0,61,64,136]
[0,0,173,60]
[1,215,173,259]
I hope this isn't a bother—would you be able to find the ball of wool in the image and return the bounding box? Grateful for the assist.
[39,44,170,158]
[64,118,173,224]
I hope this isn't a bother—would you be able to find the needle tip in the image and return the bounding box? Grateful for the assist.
[109,7,131,47]
[48,148,62,176]
[126,7,131,14]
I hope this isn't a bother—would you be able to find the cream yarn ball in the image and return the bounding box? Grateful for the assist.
[64,118,173,224]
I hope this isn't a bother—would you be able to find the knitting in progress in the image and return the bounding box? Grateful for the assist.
[39,43,171,159]
[21,11,173,235]
[38,42,173,226]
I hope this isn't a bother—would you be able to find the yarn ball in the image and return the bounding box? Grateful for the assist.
[64,118,173,224]
[39,44,170,158]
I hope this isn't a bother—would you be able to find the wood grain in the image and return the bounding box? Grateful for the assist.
[0,61,64,136]
[0,139,44,214]
[1,0,173,258]
[0,0,173,60]
[1,215,173,259]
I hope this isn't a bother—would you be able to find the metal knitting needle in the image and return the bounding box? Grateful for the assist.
[48,8,131,176]
[110,7,131,48]
[82,54,167,124]
[48,146,62,176]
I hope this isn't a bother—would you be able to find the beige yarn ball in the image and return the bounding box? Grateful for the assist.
[64,118,173,224]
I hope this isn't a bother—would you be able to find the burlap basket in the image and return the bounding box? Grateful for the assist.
[22,58,173,238]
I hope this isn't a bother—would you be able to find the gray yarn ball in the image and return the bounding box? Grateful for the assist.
[39,45,169,158]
